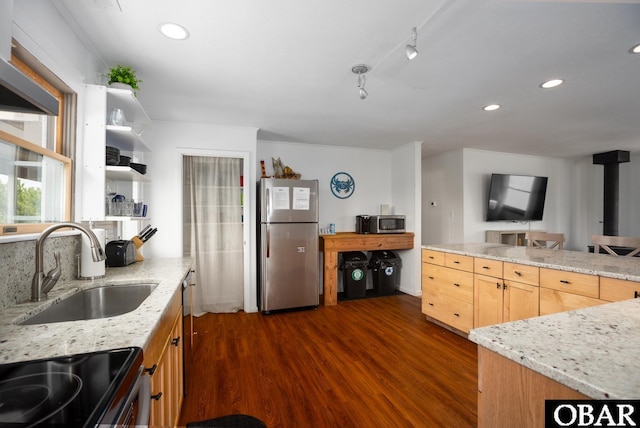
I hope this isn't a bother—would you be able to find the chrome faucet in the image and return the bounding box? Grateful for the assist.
[31,222,106,302]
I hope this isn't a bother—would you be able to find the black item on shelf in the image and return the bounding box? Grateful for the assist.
[339,251,368,299]
[106,145,120,165]
[117,155,131,166]
[369,250,402,295]
[130,162,147,175]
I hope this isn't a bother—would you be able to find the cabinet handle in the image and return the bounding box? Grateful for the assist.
[428,302,434,306]
[429,256,434,260]
[453,283,460,287]
[635,291,639,299]
[144,364,157,375]
[496,282,501,289]
[453,260,460,264]
[150,392,163,401]
[428,276,434,280]
[453,313,460,317]
[503,284,507,290]
[171,336,181,347]
[514,271,522,276]
[482,266,490,270]
[560,280,570,284]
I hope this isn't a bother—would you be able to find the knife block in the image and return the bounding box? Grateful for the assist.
[130,236,144,262]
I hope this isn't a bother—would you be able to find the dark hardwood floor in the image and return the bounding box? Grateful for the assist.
[178,294,478,427]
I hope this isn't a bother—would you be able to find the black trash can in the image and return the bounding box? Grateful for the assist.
[339,251,368,299]
[369,250,402,295]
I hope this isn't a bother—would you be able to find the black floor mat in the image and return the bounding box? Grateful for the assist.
[186,414,267,428]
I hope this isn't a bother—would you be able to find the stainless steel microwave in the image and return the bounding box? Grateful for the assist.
[370,215,405,234]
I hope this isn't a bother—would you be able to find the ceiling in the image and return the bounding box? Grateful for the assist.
[54,0,640,159]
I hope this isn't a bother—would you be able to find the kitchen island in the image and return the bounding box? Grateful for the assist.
[0,257,192,364]
[424,243,640,427]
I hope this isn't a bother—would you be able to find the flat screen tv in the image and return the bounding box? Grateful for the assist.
[486,173,548,221]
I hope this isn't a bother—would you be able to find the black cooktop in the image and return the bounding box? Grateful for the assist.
[0,347,142,427]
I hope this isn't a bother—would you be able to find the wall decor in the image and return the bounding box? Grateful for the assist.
[330,172,355,199]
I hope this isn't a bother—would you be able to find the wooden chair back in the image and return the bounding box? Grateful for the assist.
[592,235,640,257]
[525,232,565,250]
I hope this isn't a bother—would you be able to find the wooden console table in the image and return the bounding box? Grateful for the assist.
[320,232,415,306]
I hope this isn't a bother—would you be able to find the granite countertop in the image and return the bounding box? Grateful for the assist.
[423,243,640,398]
[423,243,640,282]
[469,299,640,399]
[0,257,193,365]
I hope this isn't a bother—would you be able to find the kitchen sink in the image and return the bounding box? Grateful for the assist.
[20,283,158,325]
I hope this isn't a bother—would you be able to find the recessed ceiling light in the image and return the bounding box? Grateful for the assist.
[159,22,190,40]
[630,43,640,54]
[483,104,501,112]
[540,79,564,89]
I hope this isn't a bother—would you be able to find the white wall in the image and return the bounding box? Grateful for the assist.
[390,142,422,296]
[462,149,574,246]
[421,150,464,245]
[258,140,422,296]
[422,148,640,252]
[257,140,393,232]
[143,121,258,310]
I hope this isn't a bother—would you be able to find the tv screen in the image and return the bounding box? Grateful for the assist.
[486,174,548,221]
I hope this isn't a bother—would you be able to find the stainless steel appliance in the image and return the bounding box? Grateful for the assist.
[0,347,150,427]
[258,178,319,314]
[369,215,406,234]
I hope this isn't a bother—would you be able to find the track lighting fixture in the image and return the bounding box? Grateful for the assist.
[405,27,418,60]
[351,64,369,100]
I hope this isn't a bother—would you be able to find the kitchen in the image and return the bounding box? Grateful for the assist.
[2,0,640,426]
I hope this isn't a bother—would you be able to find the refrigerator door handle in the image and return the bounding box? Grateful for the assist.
[266,227,270,258]
[265,188,270,219]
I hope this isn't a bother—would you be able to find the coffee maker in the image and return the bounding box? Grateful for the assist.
[355,215,371,234]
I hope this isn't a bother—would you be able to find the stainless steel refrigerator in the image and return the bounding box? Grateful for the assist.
[258,178,319,314]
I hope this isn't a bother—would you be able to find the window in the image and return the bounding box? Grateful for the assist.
[0,42,73,235]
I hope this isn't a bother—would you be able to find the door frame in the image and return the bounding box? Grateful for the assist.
[179,147,254,313]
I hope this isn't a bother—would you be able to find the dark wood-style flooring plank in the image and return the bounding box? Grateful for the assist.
[178,294,478,427]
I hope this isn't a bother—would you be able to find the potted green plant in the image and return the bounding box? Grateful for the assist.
[107,65,142,91]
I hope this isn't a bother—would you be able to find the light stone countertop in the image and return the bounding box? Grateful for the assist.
[423,243,640,282]
[0,257,193,365]
[423,243,640,399]
[469,299,640,399]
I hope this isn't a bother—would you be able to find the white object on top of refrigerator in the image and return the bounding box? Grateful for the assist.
[258,178,319,313]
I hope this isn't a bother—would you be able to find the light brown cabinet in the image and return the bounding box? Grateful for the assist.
[474,261,539,328]
[599,277,640,302]
[539,268,605,315]
[422,248,638,333]
[144,286,184,428]
[422,249,474,333]
[477,347,588,428]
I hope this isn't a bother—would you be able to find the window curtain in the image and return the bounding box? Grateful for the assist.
[183,155,244,314]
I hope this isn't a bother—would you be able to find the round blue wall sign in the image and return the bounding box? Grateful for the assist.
[330,172,355,199]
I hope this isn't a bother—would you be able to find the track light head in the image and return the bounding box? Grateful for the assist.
[351,64,370,100]
[359,86,368,100]
[405,27,418,60]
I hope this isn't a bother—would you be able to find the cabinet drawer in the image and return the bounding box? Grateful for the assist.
[539,288,605,316]
[444,253,474,272]
[423,265,474,303]
[424,290,474,333]
[540,268,599,298]
[422,249,445,266]
[503,262,539,286]
[474,257,503,278]
[600,277,640,302]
